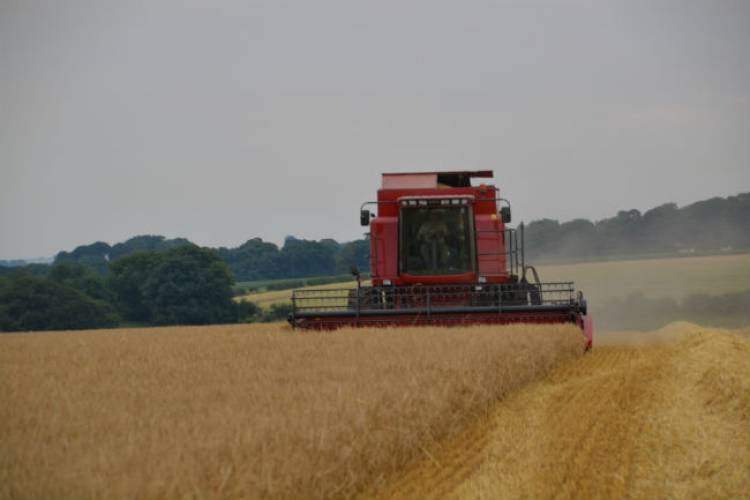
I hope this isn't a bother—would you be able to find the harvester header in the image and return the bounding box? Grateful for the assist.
[289,170,593,349]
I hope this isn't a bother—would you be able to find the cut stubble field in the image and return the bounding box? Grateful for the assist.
[373,323,750,499]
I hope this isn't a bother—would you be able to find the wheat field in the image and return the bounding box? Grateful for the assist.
[2,322,747,499]
[0,323,583,499]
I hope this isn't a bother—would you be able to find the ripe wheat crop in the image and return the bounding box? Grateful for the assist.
[0,323,584,499]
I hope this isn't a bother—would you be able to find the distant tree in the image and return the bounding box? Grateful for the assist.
[335,239,370,274]
[556,219,597,260]
[217,238,282,281]
[726,193,750,248]
[641,203,681,251]
[109,246,237,325]
[49,262,112,302]
[109,235,193,261]
[236,300,261,322]
[0,259,28,267]
[524,192,750,261]
[108,252,163,322]
[0,264,50,278]
[525,219,561,260]
[55,241,111,275]
[55,236,195,275]
[141,246,237,325]
[0,275,118,332]
[595,209,642,254]
[280,237,337,278]
[319,238,341,255]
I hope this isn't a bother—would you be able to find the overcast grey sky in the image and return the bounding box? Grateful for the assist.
[1,0,748,259]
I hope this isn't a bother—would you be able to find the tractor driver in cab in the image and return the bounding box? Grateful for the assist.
[418,209,451,272]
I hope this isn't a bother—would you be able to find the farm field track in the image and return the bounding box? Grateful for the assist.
[237,253,750,307]
[369,323,750,500]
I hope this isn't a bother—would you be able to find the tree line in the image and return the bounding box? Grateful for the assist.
[0,246,283,332]
[524,192,749,262]
[50,234,370,282]
[43,191,749,281]
[1,191,748,332]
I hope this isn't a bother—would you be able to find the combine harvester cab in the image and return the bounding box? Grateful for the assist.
[288,171,593,349]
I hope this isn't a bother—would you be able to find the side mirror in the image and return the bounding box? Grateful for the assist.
[360,210,372,226]
[350,265,360,278]
[500,206,511,223]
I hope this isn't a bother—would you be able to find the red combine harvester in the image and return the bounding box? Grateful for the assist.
[288,171,593,349]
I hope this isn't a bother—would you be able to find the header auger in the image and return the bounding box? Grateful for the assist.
[288,171,593,349]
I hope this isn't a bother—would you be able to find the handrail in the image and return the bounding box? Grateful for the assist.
[291,282,581,318]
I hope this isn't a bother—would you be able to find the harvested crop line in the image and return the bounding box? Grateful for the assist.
[0,323,583,499]
[373,324,750,499]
